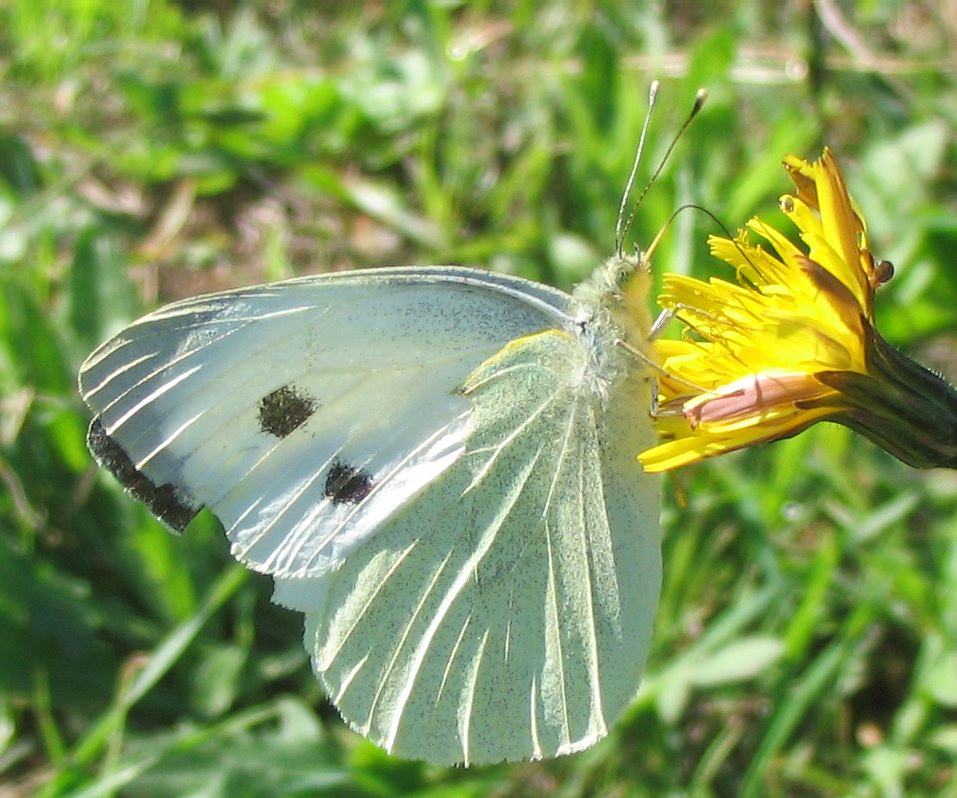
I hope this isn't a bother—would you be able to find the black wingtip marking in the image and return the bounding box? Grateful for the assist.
[87,418,200,533]
[259,385,317,438]
[324,460,374,504]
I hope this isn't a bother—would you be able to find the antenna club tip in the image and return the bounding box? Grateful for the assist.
[649,80,660,100]
[692,88,708,113]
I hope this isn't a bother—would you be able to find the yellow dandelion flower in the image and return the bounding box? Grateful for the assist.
[640,147,957,472]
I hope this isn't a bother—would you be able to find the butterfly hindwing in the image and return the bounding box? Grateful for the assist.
[273,327,661,765]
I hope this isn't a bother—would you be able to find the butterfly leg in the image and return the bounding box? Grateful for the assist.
[649,307,674,341]
[614,304,715,418]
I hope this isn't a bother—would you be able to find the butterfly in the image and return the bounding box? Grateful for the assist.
[77,82,696,766]
[79,261,661,765]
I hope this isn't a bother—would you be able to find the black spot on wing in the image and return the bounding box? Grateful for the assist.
[258,385,317,438]
[87,418,200,533]
[325,460,374,504]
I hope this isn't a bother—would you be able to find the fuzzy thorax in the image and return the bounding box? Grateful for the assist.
[570,252,654,401]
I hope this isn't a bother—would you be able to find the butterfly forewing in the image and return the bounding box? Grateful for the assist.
[79,268,572,578]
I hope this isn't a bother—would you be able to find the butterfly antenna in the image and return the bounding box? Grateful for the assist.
[615,80,660,258]
[617,87,708,259]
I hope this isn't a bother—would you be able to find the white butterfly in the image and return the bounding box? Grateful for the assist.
[78,82,692,766]
[79,262,661,765]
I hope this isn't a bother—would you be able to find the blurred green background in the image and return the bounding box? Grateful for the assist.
[2,1,956,796]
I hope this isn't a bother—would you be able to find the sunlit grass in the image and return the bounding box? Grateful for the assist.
[2,2,957,796]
